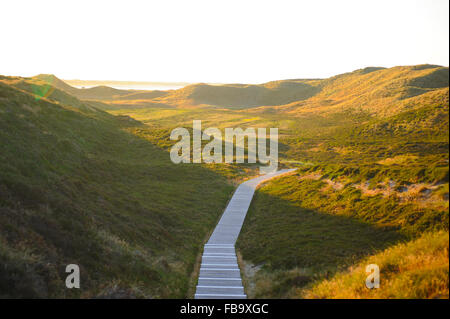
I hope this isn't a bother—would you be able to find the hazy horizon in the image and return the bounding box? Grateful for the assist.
[1,0,448,83]
[32,62,450,87]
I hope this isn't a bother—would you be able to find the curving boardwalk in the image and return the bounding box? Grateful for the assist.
[195,169,296,299]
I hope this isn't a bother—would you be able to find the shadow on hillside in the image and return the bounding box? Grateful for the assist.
[0,86,239,298]
[237,188,406,297]
[238,188,404,278]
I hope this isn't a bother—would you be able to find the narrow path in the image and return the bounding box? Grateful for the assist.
[195,169,296,299]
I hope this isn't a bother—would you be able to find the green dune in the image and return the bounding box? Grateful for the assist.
[0,64,448,298]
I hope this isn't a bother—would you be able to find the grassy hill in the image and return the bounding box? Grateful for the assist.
[101,66,448,299]
[150,81,320,108]
[0,64,448,299]
[32,75,320,109]
[275,64,449,117]
[229,66,449,299]
[0,79,236,298]
[303,231,448,298]
[33,74,170,102]
[236,167,448,298]
[31,65,449,115]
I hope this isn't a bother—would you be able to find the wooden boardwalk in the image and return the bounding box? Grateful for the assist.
[195,169,296,299]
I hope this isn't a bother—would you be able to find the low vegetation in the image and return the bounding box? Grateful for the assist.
[0,81,235,298]
[1,64,448,298]
[237,170,448,298]
[303,231,449,299]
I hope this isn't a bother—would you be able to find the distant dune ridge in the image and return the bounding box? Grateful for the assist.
[64,79,190,88]
[29,65,449,116]
[34,74,167,101]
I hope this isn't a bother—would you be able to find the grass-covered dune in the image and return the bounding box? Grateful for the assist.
[0,80,235,298]
[304,231,448,299]
[222,65,448,299]
[31,75,322,109]
[151,81,320,108]
[1,64,448,299]
[274,64,449,116]
[34,65,448,115]
[237,168,448,298]
[92,65,448,299]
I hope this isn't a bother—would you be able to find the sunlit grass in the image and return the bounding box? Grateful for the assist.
[302,231,449,299]
[0,64,447,299]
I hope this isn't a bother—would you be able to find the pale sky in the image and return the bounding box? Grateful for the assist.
[1,0,448,83]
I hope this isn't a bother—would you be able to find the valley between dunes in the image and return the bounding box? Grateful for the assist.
[0,64,448,298]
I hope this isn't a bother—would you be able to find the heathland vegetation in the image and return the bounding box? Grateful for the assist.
[0,64,448,298]
[0,78,236,298]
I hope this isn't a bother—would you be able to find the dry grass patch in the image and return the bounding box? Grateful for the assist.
[302,231,449,299]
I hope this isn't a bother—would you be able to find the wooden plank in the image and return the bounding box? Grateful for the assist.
[195,169,296,299]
